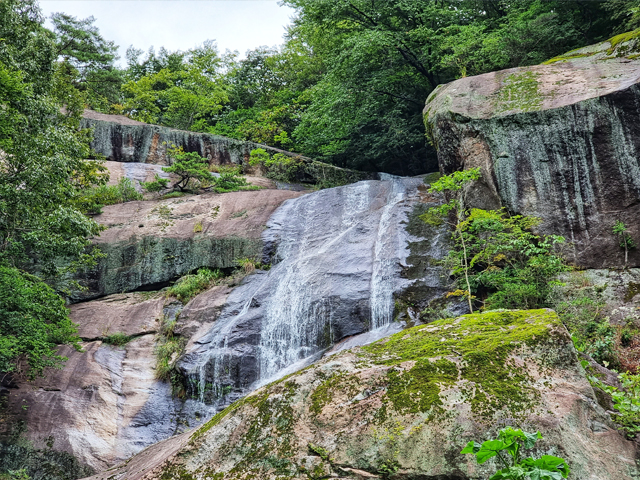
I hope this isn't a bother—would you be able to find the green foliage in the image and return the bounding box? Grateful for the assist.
[0,266,80,380]
[590,372,640,438]
[102,332,132,347]
[50,12,123,112]
[249,148,302,183]
[613,220,636,267]
[425,170,567,311]
[166,268,224,303]
[162,146,214,191]
[141,174,170,193]
[0,1,109,379]
[119,41,227,130]
[457,209,567,310]
[461,427,570,480]
[77,177,142,214]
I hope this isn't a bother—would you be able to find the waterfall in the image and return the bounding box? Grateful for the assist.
[181,177,427,405]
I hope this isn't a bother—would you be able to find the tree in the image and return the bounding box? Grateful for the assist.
[162,146,214,190]
[281,0,620,174]
[424,170,567,311]
[0,0,103,379]
[0,267,80,380]
[50,12,123,111]
[119,42,228,130]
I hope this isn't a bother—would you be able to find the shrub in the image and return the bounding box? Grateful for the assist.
[163,145,214,191]
[102,332,132,346]
[462,427,570,479]
[166,268,224,302]
[141,174,170,192]
[248,148,302,183]
[78,177,143,214]
[591,372,640,438]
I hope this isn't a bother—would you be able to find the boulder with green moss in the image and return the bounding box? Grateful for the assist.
[85,309,638,480]
[424,29,640,269]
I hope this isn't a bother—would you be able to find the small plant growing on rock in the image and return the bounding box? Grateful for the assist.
[163,145,214,191]
[166,268,224,302]
[613,220,636,268]
[590,372,640,438]
[461,427,570,480]
[141,174,170,193]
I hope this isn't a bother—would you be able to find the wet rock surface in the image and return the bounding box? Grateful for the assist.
[424,32,640,268]
[86,310,638,480]
[178,177,459,408]
[0,290,231,472]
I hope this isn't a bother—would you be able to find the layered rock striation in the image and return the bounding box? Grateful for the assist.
[73,188,302,301]
[86,310,638,480]
[424,30,640,268]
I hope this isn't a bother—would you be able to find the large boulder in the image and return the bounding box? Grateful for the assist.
[424,30,640,268]
[84,309,638,480]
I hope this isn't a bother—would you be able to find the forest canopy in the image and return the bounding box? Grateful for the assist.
[69,0,638,175]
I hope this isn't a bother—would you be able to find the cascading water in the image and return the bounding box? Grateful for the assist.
[179,176,446,407]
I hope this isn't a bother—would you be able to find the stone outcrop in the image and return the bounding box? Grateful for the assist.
[85,310,638,480]
[82,110,376,187]
[74,188,302,301]
[1,290,232,472]
[424,30,640,268]
[82,110,282,166]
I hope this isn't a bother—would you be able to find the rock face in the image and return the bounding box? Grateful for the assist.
[177,177,461,408]
[424,30,640,268]
[1,290,232,472]
[74,188,302,301]
[86,310,638,480]
[82,110,284,166]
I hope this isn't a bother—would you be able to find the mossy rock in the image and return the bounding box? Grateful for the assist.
[91,310,638,480]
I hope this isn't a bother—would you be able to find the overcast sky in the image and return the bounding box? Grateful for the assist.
[39,1,296,65]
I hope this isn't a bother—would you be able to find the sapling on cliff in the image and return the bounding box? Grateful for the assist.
[424,169,567,311]
[422,168,481,312]
[613,220,636,268]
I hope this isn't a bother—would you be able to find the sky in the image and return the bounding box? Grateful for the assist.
[39,1,296,65]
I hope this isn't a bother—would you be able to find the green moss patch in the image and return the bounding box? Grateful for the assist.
[362,309,559,419]
[607,28,640,55]
[496,71,542,114]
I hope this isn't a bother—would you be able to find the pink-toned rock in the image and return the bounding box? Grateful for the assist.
[83,310,639,480]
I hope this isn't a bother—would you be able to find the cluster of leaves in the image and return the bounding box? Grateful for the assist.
[77,177,142,214]
[424,169,567,311]
[166,268,225,303]
[248,148,302,183]
[589,371,640,438]
[0,0,108,380]
[462,428,570,479]
[141,174,170,193]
